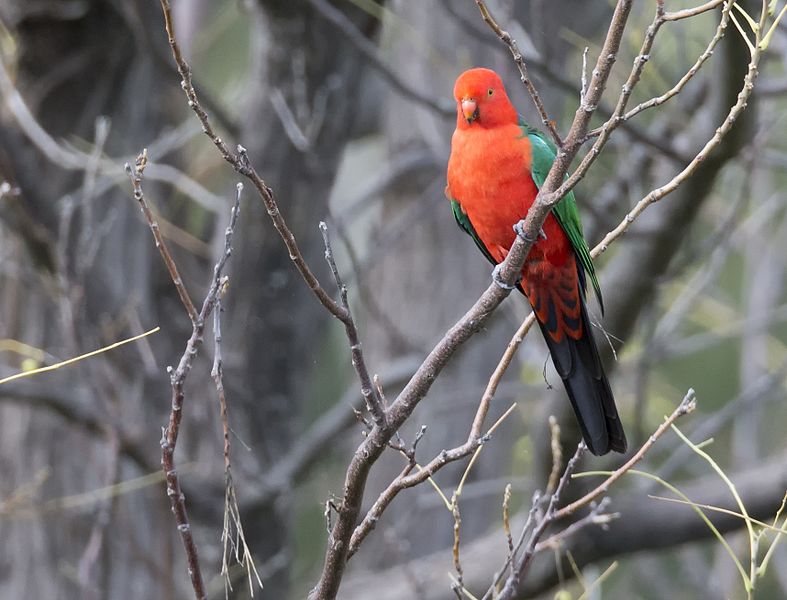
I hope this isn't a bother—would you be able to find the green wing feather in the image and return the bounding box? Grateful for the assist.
[450,198,497,266]
[522,120,604,313]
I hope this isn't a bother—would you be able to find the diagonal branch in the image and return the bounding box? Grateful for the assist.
[158,0,346,322]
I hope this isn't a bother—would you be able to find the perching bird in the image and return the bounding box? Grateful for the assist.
[446,67,626,455]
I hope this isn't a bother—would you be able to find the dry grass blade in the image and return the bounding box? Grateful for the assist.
[0,328,160,386]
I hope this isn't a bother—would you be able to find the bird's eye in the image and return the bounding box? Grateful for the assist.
[487,88,494,96]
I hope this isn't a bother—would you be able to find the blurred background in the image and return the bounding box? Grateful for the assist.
[1,0,786,598]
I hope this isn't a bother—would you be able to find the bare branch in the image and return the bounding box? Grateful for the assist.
[158,0,347,322]
[346,403,517,558]
[125,150,198,323]
[496,442,587,599]
[555,389,697,520]
[469,314,536,441]
[342,452,787,599]
[319,222,385,427]
[534,498,618,553]
[128,156,243,600]
[590,40,763,261]
[587,0,731,138]
[666,0,727,21]
[546,416,562,495]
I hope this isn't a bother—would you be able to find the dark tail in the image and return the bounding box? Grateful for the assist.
[536,299,627,456]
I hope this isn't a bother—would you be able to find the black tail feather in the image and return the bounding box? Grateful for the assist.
[536,301,627,456]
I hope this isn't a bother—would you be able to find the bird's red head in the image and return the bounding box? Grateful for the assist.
[453,68,518,129]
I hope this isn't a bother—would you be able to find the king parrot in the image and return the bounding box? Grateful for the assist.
[446,67,626,456]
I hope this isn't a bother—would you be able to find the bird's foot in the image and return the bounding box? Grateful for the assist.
[492,263,519,291]
[513,221,547,243]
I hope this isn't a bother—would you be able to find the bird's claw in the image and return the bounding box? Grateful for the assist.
[492,264,518,291]
[513,221,547,243]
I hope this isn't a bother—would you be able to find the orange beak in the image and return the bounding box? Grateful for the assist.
[461,98,478,123]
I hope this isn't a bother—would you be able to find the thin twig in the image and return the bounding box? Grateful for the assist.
[546,416,562,495]
[482,490,544,600]
[125,150,198,323]
[555,389,697,520]
[665,0,727,21]
[469,315,535,441]
[130,155,243,600]
[502,484,514,556]
[346,403,517,558]
[534,498,617,552]
[209,185,262,596]
[497,442,587,598]
[451,491,465,596]
[586,0,731,138]
[482,390,695,600]
[319,222,385,427]
[590,41,763,261]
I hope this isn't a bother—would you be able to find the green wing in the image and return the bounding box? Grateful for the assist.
[522,119,603,312]
[450,198,497,266]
